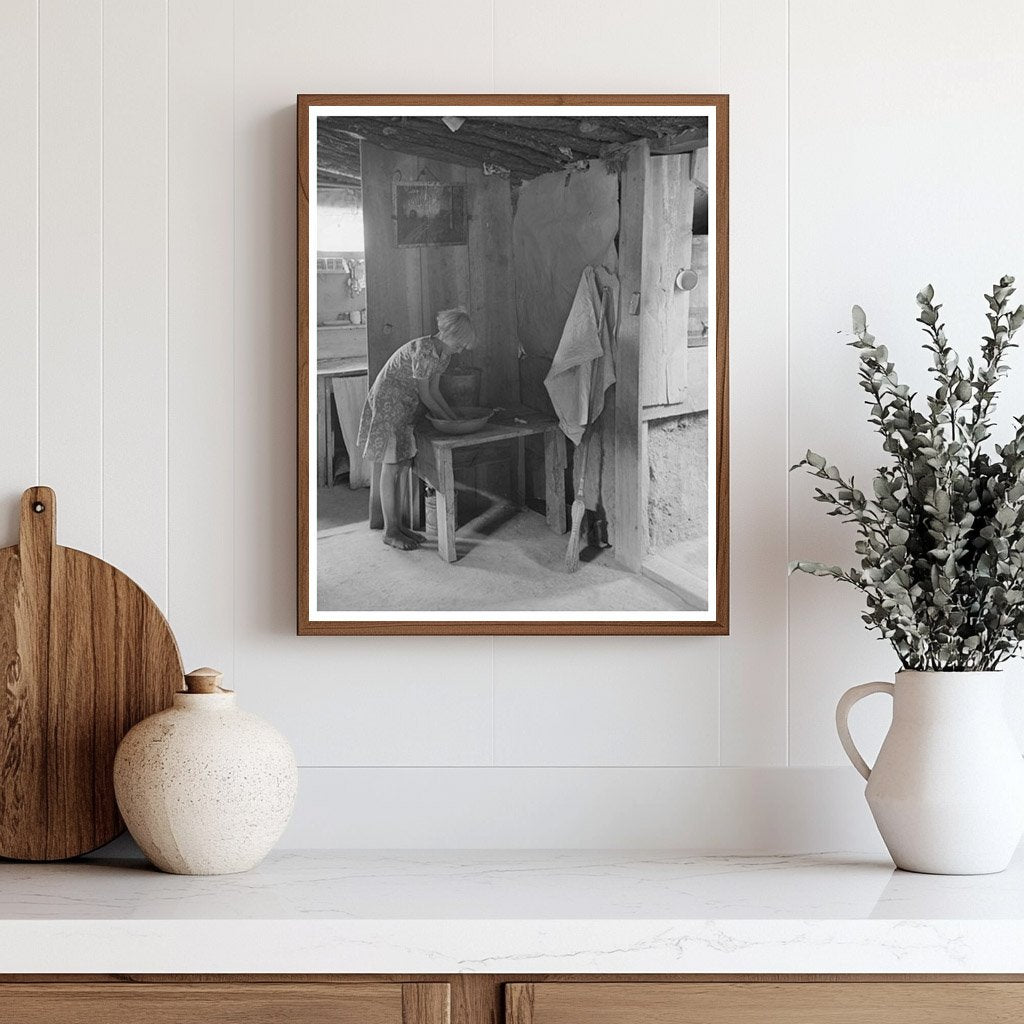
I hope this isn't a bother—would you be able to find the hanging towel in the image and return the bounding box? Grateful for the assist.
[544,265,618,446]
[331,373,371,489]
[545,265,619,525]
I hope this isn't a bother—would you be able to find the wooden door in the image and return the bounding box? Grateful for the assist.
[613,141,649,572]
[0,982,449,1024]
[640,153,696,410]
[616,144,703,574]
[506,981,1024,1024]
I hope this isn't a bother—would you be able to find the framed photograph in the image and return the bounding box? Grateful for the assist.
[394,181,468,247]
[298,94,729,635]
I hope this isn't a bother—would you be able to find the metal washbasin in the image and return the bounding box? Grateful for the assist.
[426,406,495,435]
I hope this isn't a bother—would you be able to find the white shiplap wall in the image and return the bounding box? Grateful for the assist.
[2,0,1020,851]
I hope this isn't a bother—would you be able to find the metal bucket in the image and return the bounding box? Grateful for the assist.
[424,491,437,536]
[439,367,482,407]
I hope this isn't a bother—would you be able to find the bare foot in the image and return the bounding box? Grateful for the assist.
[400,527,425,544]
[369,510,384,531]
[383,531,419,551]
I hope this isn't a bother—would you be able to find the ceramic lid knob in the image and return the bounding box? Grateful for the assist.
[184,667,224,694]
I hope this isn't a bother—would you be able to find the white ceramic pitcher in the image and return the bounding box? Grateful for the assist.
[837,670,1024,874]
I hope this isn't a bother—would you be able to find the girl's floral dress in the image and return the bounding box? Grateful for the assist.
[357,335,451,463]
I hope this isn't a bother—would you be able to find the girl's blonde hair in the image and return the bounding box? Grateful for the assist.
[436,306,474,342]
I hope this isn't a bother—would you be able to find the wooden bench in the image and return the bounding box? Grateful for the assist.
[409,406,568,563]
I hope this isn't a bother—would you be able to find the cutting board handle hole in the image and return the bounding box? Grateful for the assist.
[31,502,45,514]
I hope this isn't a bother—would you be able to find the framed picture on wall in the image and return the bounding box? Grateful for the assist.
[297,94,729,635]
[394,181,468,247]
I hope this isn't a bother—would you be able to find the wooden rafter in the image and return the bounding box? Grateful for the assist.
[315,114,709,184]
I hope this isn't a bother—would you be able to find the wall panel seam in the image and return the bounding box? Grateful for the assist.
[489,640,496,767]
[35,0,40,484]
[165,0,170,614]
[784,0,792,766]
[231,0,237,685]
[100,0,104,558]
[716,0,723,768]
[717,0,722,91]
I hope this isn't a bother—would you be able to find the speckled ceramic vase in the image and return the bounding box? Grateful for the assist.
[113,667,298,875]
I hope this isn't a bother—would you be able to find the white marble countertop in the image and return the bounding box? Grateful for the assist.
[2,848,1024,974]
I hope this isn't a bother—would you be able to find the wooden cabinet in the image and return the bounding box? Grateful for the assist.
[5,977,1023,1023]
[0,982,449,1024]
[505,981,1024,1024]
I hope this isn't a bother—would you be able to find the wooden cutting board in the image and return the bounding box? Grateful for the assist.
[0,486,183,861]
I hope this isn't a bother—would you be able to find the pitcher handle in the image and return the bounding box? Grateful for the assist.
[836,681,895,780]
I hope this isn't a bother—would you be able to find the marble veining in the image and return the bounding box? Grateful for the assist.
[1,848,1024,973]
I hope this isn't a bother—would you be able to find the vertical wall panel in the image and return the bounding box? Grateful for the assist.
[492,0,724,768]
[493,0,721,92]
[417,158,471,336]
[102,0,168,607]
[38,0,104,552]
[362,142,423,380]
[494,636,720,766]
[0,0,39,543]
[718,0,789,765]
[788,0,1024,763]
[13,0,986,846]
[466,168,520,406]
[232,0,495,766]
[167,0,235,670]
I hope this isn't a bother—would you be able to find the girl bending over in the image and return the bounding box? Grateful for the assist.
[356,307,477,550]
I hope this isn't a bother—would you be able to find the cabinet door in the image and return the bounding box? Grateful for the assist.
[506,982,1022,1024]
[0,982,449,1024]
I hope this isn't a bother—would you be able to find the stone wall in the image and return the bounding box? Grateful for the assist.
[646,411,708,551]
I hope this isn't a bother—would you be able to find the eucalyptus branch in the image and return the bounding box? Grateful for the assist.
[791,280,1024,672]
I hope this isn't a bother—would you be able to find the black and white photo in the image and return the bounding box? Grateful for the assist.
[297,97,729,635]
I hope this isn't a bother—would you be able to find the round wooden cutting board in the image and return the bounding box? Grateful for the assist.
[0,486,183,861]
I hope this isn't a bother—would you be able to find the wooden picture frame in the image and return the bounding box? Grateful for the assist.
[298,95,729,635]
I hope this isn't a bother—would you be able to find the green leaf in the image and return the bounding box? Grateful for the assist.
[790,560,845,579]
[996,505,1018,527]
[794,281,1024,673]
[852,305,867,334]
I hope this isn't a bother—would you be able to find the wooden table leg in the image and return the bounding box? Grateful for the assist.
[325,376,336,488]
[544,428,568,535]
[407,467,424,530]
[435,448,457,562]
[316,376,328,487]
[512,437,526,509]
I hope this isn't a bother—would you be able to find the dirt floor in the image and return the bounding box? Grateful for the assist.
[316,485,696,613]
